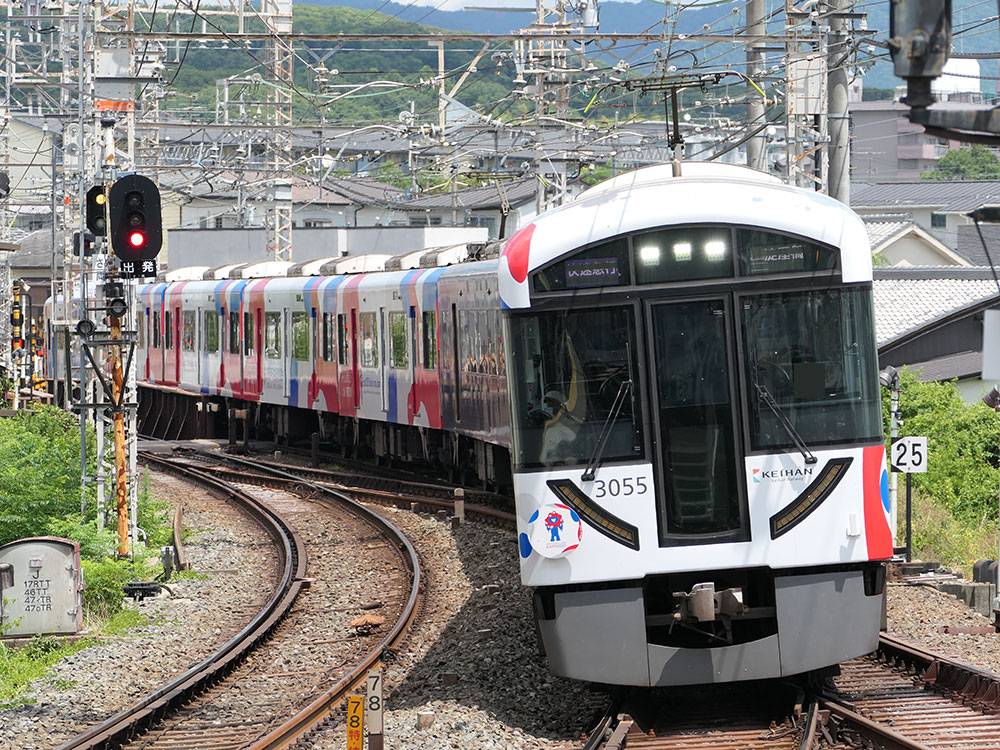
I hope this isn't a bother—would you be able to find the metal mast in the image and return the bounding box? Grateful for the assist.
[263,0,293,261]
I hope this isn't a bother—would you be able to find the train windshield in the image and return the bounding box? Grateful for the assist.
[507,307,643,469]
[742,286,882,452]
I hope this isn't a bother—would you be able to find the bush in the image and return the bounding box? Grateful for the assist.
[0,405,95,546]
[886,371,1000,524]
[80,558,141,619]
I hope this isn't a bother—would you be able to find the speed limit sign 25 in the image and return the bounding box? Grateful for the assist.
[890,436,928,473]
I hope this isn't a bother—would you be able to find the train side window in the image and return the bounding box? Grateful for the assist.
[359,312,378,367]
[264,311,282,359]
[229,311,240,354]
[152,311,161,349]
[182,311,196,351]
[422,311,437,369]
[164,310,173,350]
[137,311,145,348]
[337,313,349,365]
[458,309,474,373]
[322,312,335,363]
[243,311,253,355]
[203,310,219,353]
[389,311,408,369]
[477,311,489,373]
[291,311,309,361]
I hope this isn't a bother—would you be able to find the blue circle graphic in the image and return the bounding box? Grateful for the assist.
[570,509,580,523]
[880,469,890,513]
[519,532,532,558]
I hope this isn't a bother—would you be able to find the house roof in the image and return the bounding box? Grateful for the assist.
[7,229,63,270]
[956,222,1000,266]
[852,180,1000,213]
[865,217,969,265]
[865,219,913,250]
[401,177,536,211]
[907,349,983,382]
[872,266,1000,345]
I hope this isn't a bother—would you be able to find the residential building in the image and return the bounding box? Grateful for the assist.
[852,181,1000,249]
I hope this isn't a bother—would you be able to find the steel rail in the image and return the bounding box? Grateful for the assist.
[175,448,517,525]
[185,451,424,748]
[54,454,308,750]
[816,697,933,750]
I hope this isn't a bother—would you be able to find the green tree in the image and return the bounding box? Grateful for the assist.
[922,145,1000,180]
[886,370,1000,524]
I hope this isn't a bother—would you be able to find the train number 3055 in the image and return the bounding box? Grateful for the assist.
[590,476,649,498]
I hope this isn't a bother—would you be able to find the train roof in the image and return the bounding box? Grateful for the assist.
[498,162,872,308]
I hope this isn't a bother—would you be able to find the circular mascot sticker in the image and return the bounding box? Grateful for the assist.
[527,502,583,558]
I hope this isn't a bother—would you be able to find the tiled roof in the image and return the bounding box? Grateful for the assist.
[873,266,1000,345]
[865,219,911,250]
[956,223,1000,266]
[852,181,1000,212]
[907,350,982,382]
[402,177,536,211]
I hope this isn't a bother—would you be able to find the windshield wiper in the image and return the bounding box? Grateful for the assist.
[582,379,633,482]
[755,382,817,465]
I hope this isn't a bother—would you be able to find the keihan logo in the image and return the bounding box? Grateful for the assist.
[755,466,815,483]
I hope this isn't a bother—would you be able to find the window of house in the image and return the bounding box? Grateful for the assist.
[204,310,219,353]
[931,213,947,228]
[338,314,349,365]
[182,311,196,351]
[360,312,378,367]
[265,311,281,359]
[291,311,309,361]
[389,311,408,368]
[422,311,437,369]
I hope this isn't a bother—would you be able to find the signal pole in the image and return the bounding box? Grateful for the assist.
[109,309,128,556]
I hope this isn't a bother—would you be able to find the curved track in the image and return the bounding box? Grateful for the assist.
[55,450,422,750]
[54,454,308,750]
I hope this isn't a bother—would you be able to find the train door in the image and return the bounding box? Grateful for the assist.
[173,304,181,378]
[644,297,748,545]
[256,308,263,392]
[311,307,318,403]
[409,305,418,417]
[283,308,291,399]
[196,305,203,384]
[379,307,388,412]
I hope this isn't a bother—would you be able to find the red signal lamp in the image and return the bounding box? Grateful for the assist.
[129,231,146,249]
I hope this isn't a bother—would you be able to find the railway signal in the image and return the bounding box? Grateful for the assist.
[86,184,108,236]
[108,174,162,262]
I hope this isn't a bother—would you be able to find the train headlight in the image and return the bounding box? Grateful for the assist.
[769,458,853,539]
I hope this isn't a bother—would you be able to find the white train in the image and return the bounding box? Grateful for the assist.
[132,162,891,686]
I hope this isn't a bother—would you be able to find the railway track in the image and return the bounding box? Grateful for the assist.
[56,450,422,750]
[164,444,517,525]
[584,633,1000,749]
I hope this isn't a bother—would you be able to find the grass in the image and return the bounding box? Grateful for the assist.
[0,608,149,707]
[903,489,998,577]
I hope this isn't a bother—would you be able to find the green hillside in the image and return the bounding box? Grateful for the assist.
[163,4,523,124]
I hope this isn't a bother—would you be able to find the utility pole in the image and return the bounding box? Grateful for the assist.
[746,0,767,171]
[827,0,850,204]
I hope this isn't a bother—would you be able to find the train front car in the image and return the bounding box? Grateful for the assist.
[500,163,890,688]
